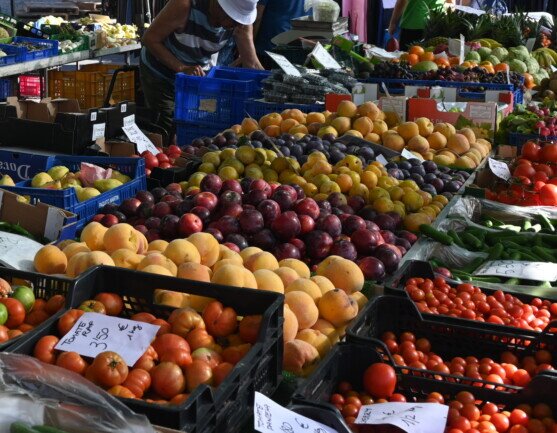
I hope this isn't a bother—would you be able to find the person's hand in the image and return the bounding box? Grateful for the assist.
[178,65,205,76]
[388,23,396,36]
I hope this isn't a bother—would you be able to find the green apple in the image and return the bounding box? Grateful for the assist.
[11,286,35,313]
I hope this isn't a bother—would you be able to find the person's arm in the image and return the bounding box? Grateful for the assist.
[388,0,408,35]
[234,24,264,69]
[253,4,266,39]
[142,0,204,75]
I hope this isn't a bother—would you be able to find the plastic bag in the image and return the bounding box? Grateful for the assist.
[305,0,340,22]
[0,353,155,433]
[79,162,113,187]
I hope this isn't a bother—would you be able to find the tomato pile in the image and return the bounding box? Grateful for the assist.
[405,277,557,332]
[486,141,557,206]
[380,331,553,387]
[0,278,65,344]
[31,292,259,404]
[141,146,182,177]
[331,373,557,433]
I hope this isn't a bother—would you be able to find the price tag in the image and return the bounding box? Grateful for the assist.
[254,392,338,433]
[310,42,342,69]
[474,260,557,282]
[90,111,97,122]
[123,114,135,127]
[551,65,557,73]
[266,51,301,76]
[526,38,536,52]
[448,35,465,63]
[376,154,388,165]
[120,103,127,113]
[92,123,106,141]
[55,312,160,366]
[402,148,423,161]
[459,34,466,65]
[488,158,511,181]
[122,123,160,154]
[355,402,448,433]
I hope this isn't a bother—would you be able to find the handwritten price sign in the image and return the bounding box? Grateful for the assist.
[474,260,557,282]
[55,312,160,366]
[355,402,448,433]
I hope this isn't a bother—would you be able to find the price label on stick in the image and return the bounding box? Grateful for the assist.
[55,313,160,366]
[355,402,449,433]
[402,148,423,161]
[92,123,106,141]
[265,51,301,76]
[474,260,557,282]
[310,42,342,69]
[376,154,388,165]
[122,123,160,154]
[254,392,338,433]
[488,158,511,181]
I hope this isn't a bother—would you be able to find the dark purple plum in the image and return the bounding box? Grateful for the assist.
[330,240,357,261]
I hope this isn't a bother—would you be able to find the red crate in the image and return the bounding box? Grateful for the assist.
[19,75,43,98]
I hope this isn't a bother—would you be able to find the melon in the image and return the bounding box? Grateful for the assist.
[411,61,438,72]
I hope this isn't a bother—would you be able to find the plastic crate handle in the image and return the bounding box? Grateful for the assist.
[103,65,137,108]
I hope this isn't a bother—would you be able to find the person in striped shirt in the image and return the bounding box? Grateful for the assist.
[141,0,263,133]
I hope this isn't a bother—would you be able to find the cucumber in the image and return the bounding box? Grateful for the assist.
[472,276,503,283]
[483,219,494,228]
[448,230,466,248]
[537,214,555,232]
[510,251,522,260]
[532,246,555,262]
[10,423,40,433]
[487,243,504,260]
[506,278,520,285]
[419,225,453,246]
[522,219,531,231]
[462,257,484,274]
[33,427,71,433]
[461,232,483,250]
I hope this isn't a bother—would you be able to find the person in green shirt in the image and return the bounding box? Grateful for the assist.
[388,0,445,49]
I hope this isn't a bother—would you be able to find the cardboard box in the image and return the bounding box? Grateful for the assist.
[0,97,107,155]
[0,189,77,244]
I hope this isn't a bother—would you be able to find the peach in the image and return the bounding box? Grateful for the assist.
[189,293,215,312]
[278,259,310,278]
[397,122,419,142]
[239,246,262,262]
[353,116,373,136]
[415,117,434,137]
[447,134,471,155]
[433,122,456,139]
[138,252,178,276]
[141,265,174,276]
[365,132,381,143]
[56,239,76,250]
[350,291,368,311]
[244,251,279,272]
[136,231,148,255]
[34,245,67,275]
[372,120,388,135]
[310,276,335,295]
[280,118,299,133]
[358,101,382,121]
[459,127,476,144]
[219,245,243,264]
[148,239,169,252]
[62,242,90,260]
[177,262,212,282]
[337,100,358,118]
[187,232,220,267]
[406,135,430,154]
[242,268,258,289]
[311,318,339,344]
[274,267,300,288]
[66,251,114,278]
[331,117,351,135]
[285,291,319,330]
[213,258,246,272]
[290,124,308,135]
[316,256,364,294]
[164,239,201,266]
[155,290,188,309]
[211,264,257,289]
[80,221,107,251]
[283,339,320,377]
[307,122,323,135]
[253,269,284,293]
[259,112,282,129]
[427,131,447,150]
[264,125,281,137]
[283,305,298,343]
[296,329,332,358]
[103,223,140,253]
[286,108,305,124]
[306,112,326,124]
[382,132,405,152]
[285,278,322,302]
[240,117,259,135]
[318,289,359,327]
[111,249,143,270]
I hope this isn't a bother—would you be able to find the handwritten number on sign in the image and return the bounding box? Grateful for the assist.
[89,341,108,350]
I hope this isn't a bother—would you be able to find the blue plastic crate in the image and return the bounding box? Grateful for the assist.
[0,150,53,182]
[176,121,222,147]
[1,156,146,231]
[243,99,323,120]
[0,78,13,101]
[11,36,58,61]
[0,44,26,66]
[207,66,270,92]
[174,67,270,128]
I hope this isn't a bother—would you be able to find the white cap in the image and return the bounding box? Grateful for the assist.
[218,0,258,25]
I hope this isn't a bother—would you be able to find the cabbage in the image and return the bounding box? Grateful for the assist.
[491,47,508,61]
[509,59,527,73]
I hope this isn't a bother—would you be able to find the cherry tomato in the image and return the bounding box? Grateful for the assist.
[509,409,529,426]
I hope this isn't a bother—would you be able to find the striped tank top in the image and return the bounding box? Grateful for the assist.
[141,0,233,83]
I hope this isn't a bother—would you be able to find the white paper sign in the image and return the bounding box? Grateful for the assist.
[55,312,160,366]
[92,123,106,141]
[526,38,536,52]
[402,148,423,161]
[310,42,342,69]
[0,232,43,272]
[488,158,511,181]
[474,260,557,281]
[355,402,448,433]
[265,51,301,76]
[376,154,388,165]
[254,392,338,433]
[122,123,160,154]
[551,65,557,73]
[123,114,136,127]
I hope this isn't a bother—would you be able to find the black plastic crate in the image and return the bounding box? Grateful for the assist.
[8,266,283,432]
[291,342,557,431]
[346,295,557,391]
[0,268,74,351]
[386,260,557,336]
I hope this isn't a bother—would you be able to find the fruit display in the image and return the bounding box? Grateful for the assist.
[26,164,132,202]
[261,69,355,104]
[140,145,183,177]
[404,274,557,331]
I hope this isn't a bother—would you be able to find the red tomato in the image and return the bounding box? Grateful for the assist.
[535,163,554,177]
[58,309,85,336]
[56,351,88,375]
[363,363,397,399]
[513,164,536,178]
[0,298,25,328]
[89,351,129,388]
[122,368,151,398]
[522,141,541,161]
[541,144,557,163]
[540,184,557,206]
[94,293,124,316]
[45,295,65,315]
[33,335,59,364]
[533,171,549,183]
[107,385,136,399]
